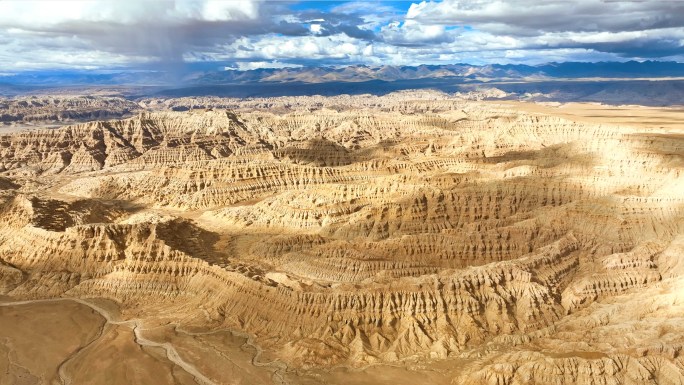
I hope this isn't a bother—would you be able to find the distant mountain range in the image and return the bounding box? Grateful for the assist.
[2,61,684,88]
[2,61,684,106]
[195,61,684,84]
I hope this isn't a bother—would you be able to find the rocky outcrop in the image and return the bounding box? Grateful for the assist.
[0,95,139,123]
[0,94,683,383]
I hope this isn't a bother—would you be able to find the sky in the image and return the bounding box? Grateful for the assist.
[0,0,683,72]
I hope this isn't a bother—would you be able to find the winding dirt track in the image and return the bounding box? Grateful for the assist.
[0,297,286,385]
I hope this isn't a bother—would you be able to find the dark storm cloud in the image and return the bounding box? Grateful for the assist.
[0,0,384,70]
[6,9,309,62]
[578,38,684,59]
[397,0,684,60]
[408,0,684,34]
[0,0,682,70]
[299,10,377,40]
[327,23,376,40]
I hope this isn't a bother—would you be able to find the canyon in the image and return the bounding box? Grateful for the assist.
[0,91,683,384]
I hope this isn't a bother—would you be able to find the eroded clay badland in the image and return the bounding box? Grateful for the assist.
[1,92,683,385]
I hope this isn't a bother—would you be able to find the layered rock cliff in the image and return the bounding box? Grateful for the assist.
[0,93,683,384]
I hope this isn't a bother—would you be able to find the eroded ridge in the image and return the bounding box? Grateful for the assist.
[1,92,683,384]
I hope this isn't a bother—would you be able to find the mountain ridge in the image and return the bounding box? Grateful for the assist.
[3,61,684,87]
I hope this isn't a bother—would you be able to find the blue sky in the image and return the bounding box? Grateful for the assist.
[0,0,682,72]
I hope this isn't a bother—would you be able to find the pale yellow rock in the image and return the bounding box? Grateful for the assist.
[0,93,683,384]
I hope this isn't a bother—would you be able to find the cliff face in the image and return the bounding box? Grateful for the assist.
[1,94,683,383]
[0,96,139,124]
